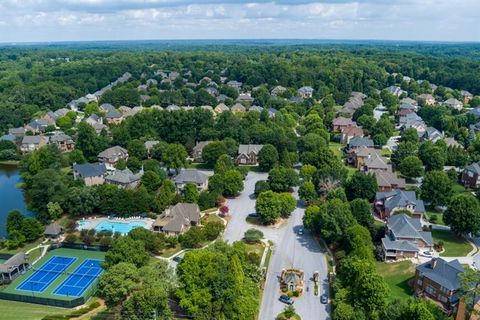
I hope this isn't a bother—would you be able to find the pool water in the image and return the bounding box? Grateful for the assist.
[79,220,147,235]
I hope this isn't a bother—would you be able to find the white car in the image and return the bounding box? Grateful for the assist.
[297,228,304,235]
[420,251,433,257]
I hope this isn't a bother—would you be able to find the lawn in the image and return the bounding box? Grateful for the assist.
[452,183,467,194]
[186,162,210,170]
[0,238,45,256]
[432,229,472,257]
[201,213,223,224]
[425,210,445,225]
[244,242,266,266]
[160,244,182,258]
[0,299,68,320]
[328,142,343,159]
[375,261,415,300]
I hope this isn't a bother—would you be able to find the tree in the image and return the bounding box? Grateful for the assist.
[459,268,480,316]
[222,169,244,197]
[444,194,480,236]
[243,228,264,243]
[153,180,176,212]
[121,287,173,320]
[104,237,150,269]
[257,144,279,172]
[183,183,199,203]
[141,171,162,193]
[162,144,187,173]
[344,172,378,201]
[391,141,417,167]
[343,224,375,260]
[313,160,348,196]
[76,122,101,161]
[256,190,282,224]
[98,262,141,306]
[19,217,43,242]
[254,180,270,195]
[278,193,296,218]
[299,164,316,181]
[268,166,299,192]
[399,156,424,179]
[127,156,142,173]
[401,128,419,143]
[202,141,228,168]
[127,139,147,160]
[350,198,374,230]
[421,171,453,207]
[6,210,24,235]
[299,181,317,203]
[214,154,234,174]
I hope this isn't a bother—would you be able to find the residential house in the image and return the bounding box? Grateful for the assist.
[237,93,255,104]
[50,133,75,152]
[227,80,242,91]
[206,87,219,96]
[332,117,356,132]
[362,153,391,173]
[100,103,115,113]
[25,119,50,134]
[85,114,103,126]
[215,103,229,114]
[166,104,181,112]
[339,94,364,116]
[192,141,213,162]
[105,109,123,125]
[271,85,286,97]
[385,85,406,97]
[468,108,480,119]
[381,214,433,261]
[348,146,380,168]
[340,125,364,145]
[422,127,444,143]
[217,94,228,102]
[8,127,26,138]
[231,103,246,113]
[249,105,263,113]
[414,258,464,314]
[460,90,474,104]
[0,253,30,284]
[443,98,463,111]
[268,108,278,118]
[347,136,374,151]
[173,169,209,192]
[152,203,201,236]
[400,97,418,106]
[445,137,463,149]
[73,162,107,186]
[417,94,436,106]
[396,103,417,117]
[200,105,215,116]
[236,144,264,165]
[92,123,108,135]
[98,146,128,170]
[298,86,314,98]
[461,162,480,188]
[374,189,426,219]
[105,168,143,189]
[375,171,406,192]
[20,135,49,153]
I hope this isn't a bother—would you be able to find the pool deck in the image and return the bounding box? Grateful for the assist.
[77,217,154,233]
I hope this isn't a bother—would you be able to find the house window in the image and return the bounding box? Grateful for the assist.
[417,279,423,286]
[439,295,448,303]
[468,171,474,178]
[440,286,449,294]
[426,285,435,295]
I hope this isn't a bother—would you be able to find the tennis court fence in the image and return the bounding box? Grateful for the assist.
[0,292,85,308]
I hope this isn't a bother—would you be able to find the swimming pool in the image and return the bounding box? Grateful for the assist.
[78,220,147,235]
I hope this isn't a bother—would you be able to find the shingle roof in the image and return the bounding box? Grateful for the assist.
[105,168,143,185]
[174,169,208,185]
[388,214,433,246]
[382,237,419,252]
[349,136,374,148]
[0,253,27,273]
[106,109,122,119]
[73,162,107,178]
[22,135,48,145]
[375,171,406,189]
[44,223,62,236]
[98,146,128,159]
[466,162,480,175]
[154,203,200,233]
[238,144,264,156]
[416,258,464,291]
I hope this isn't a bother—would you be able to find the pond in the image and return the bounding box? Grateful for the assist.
[0,164,32,238]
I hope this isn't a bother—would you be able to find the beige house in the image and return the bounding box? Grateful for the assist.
[236,144,264,165]
[152,203,201,236]
[20,135,49,153]
[98,146,129,171]
[173,169,209,192]
[73,162,107,186]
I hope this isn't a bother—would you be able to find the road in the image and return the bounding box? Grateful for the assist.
[224,172,330,320]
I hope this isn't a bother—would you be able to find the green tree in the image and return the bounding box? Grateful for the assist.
[121,287,173,320]
[6,210,24,235]
[222,169,244,197]
[257,144,279,172]
[299,164,317,181]
[202,141,228,168]
[268,166,299,192]
[243,228,264,243]
[399,156,424,179]
[98,262,141,306]
[141,171,162,193]
[421,171,453,207]
[162,144,187,173]
[344,172,378,201]
[127,139,147,160]
[299,180,317,203]
[214,154,234,174]
[256,190,282,224]
[459,268,480,316]
[19,217,43,242]
[104,237,150,269]
[444,194,480,236]
[391,141,418,167]
[350,198,374,231]
[254,180,270,195]
[278,192,296,218]
[183,183,200,203]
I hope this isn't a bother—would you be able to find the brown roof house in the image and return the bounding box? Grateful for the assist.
[332,117,356,132]
[414,258,464,314]
[443,98,463,111]
[73,162,107,186]
[375,171,406,192]
[215,103,229,114]
[44,222,63,239]
[174,169,209,192]
[236,144,264,165]
[50,133,75,152]
[0,253,30,284]
[340,125,364,145]
[461,90,474,104]
[20,135,49,153]
[192,141,213,162]
[98,146,129,171]
[361,153,391,173]
[152,203,201,236]
[231,103,246,114]
[418,94,436,106]
[381,214,433,261]
[348,146,380,169]
[461,162,480,188]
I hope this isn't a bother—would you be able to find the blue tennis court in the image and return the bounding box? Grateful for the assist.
[53,259,103,297]
[16,256,76,293]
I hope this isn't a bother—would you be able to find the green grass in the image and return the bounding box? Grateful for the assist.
[328,142,343,159]
[245,242,266,266]
[186,162,210,170]
[381,148,392,157]
[452,183,467,194]
[264,247,273,270]
[425,210,445,225]
[0,238,45,256]
[432,229,472,257]
[202,213,223,224]
[0,160,20,166]
[26,247,43,264]
[0,299,69,320]
[2,248,105,301]
[160,244,182,258]
[375,261,415,300]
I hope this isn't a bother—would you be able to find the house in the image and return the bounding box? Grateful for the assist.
[166,104,181,112]
[332,117,356,132]
[206,87,218,96]
[192,141,213,162]
[144,140,159,157]
[200,105,215,115]
[236,144,264,165]
[385,85,406,97]
[348,146,380,168]
[85,114,103,126]
[215,103,229,114]
[375,171,406,192]
[152,203,201,236]
[20,135,49,153]
[280,269,304,293]
[8,127,26,138]
[105,168,143,189]
[443,98,463,111]
[73,162,107,186]
[461,90,474,104]
[340,125,364,144]
[227,80,242,91]
[381,214,433,261]
[362,153,391,173]
[50,133,75,152]
[105,109,123,125]
[0,253,30,284]
[400,97,418,106]
[417,94,436,106]
[249,105,263,113]
[44,222,63,239]
[339,97,363,116]
[414,258,464,313]
[399,112,423,127]
[98,146,128,170]
[174,169,209,192]
[298,86,314,98]
[422,127,444,143]
[347,136,374,151]
[25,119,50,134]
[231,103,246,113]
[217,94,228,102]
[271,85,286,97]
[237,93,255,104]
[92,123,108,135]
[461,162,480,188]
[100,103,115,113]
[268,108,278,118]
[445,137,463,149]
[396,103,417,117]
[374,189,426,219]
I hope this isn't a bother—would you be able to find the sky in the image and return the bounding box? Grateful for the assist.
[0,0,479,43]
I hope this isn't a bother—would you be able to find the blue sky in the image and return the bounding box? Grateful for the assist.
[0,0,478,42]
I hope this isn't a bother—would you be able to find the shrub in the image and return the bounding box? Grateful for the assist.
[64,234,78,243]
[244,228,264,243]
[292,290,300,297]
[255,180,270,195]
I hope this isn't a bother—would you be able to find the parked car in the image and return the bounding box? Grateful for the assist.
[279,295,294,305]
[248,213,258,218]
[320,294,328,304]
[297,228,304,235]
[173,256,182,262]
[420,251,433,258]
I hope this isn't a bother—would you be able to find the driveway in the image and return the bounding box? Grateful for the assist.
[224,173,330,320]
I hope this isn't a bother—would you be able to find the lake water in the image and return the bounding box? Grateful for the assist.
[0,164,32,238]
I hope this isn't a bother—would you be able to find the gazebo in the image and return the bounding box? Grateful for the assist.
[0,252,30,284]
[44,222,63,239]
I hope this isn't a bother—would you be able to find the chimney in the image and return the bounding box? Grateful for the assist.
[431,258,437,269]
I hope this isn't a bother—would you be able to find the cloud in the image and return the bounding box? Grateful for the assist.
[0,0,478,42]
